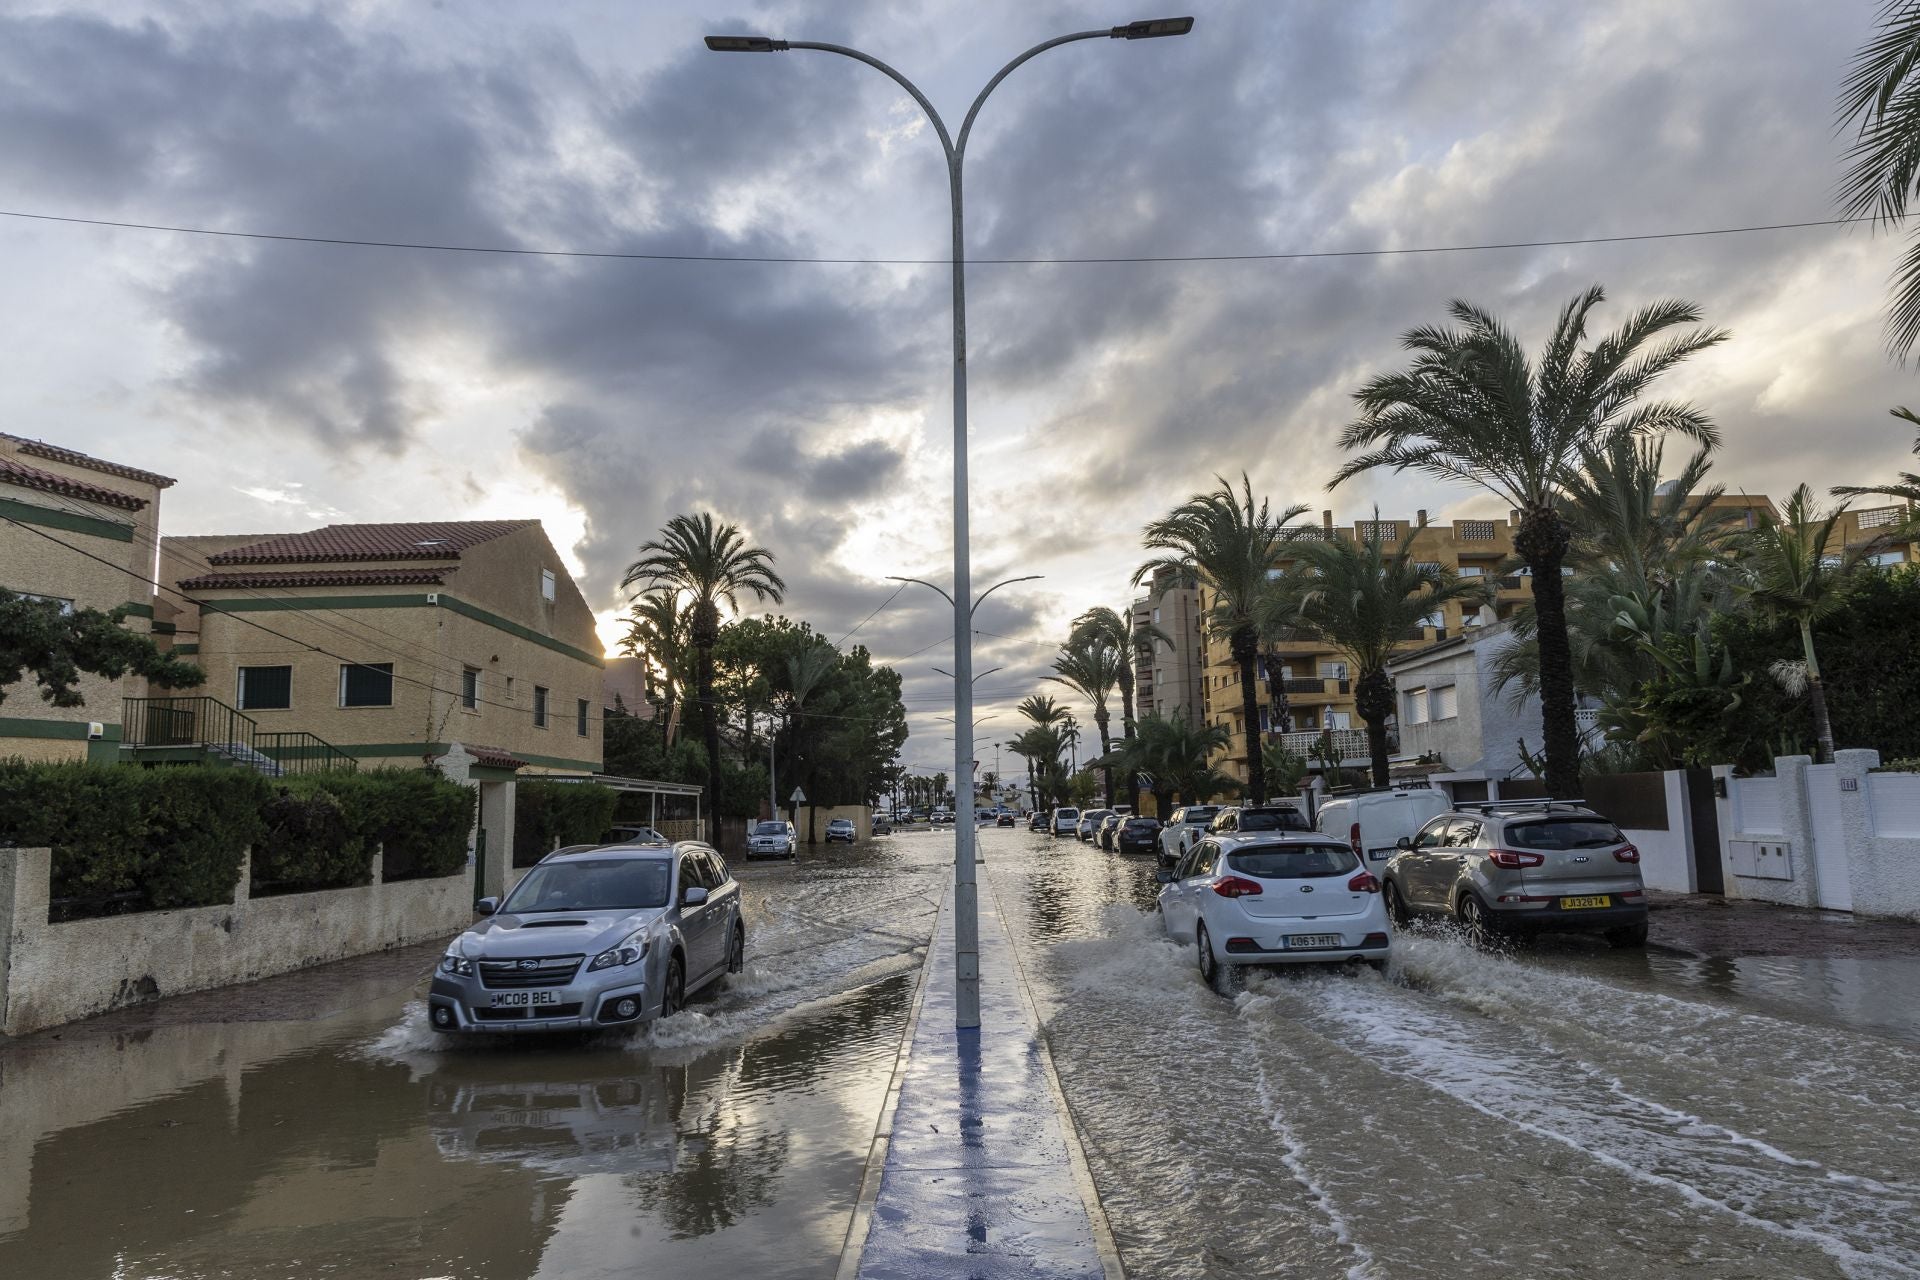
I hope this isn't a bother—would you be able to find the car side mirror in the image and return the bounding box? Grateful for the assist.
[474,896,498,916]
[1153,868,1175,885]
[1395,836,1412,851]
[682,885,709,907]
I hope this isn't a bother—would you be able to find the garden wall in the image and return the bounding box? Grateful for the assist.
[0,845,471,1036]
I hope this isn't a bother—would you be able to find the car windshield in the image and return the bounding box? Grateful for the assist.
[1057,808,1079,818]
[1183,807,1219,824]
[1506,818,1626,850]
[753,822,788,835]
[1237,809,1309,831]
[502,858,671,913]
[1228,844,1359,879]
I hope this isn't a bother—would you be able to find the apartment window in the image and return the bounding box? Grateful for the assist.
[1404,687,1430,725]
[1871,549,1907,566]
[534,685,549,728]
[14,592,75,614]
[1421,610,1446,629]
[461,668,480,711]
[340,663,394,708]
[577,698,590,736]
[1152,607,1161,623]
[237,665,292,711]
[540,569,557,602]
[1432,685,1459,721]
[1319,661,1348,681]
[1458,565,1484,577]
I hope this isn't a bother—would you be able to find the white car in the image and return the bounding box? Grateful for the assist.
[1314,786,1449,868]
[1050,806,1081,836]
[1156,804,1223,867]
[745,820,796,860]
[1156,833,1391,992]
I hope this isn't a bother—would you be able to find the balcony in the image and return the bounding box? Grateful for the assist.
[1276,675,1349,701]
[122,696,358,776]
[1273,727,1395,768]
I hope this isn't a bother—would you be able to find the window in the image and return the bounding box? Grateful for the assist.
[339,663,393,708]
[1228,844,1358,878]
[1872,549,1907,566]
[1404,687,1430,725]
[540,568,556,602]
[1443,820,1480,848]
[14,592,74,614]
[534,685,549,728]
[461,668,479,711]
[1457,565,1485,577]
[1432,685,1459,721]
[237,665,292,711]
[577,698,589,736]
[1152,607,1161,623]
[1413,818,1450,849]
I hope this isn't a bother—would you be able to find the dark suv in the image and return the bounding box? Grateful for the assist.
[1115,816,1163,855]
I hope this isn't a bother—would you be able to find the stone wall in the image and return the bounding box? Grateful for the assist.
[0,846,472,1036]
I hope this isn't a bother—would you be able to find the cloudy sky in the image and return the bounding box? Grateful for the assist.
[2,0,1914,777]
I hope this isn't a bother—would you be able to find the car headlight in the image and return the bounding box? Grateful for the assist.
[440,952,475,977]
[587,932,650,972]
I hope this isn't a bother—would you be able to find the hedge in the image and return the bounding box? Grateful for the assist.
[0,760,269,916]
[513,780,619,867]
[315,768,474,883]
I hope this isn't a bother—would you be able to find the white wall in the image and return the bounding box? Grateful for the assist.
[1624,771,1695,893]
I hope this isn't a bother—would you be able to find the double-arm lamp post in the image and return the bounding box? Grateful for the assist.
[707,17,1193,1028]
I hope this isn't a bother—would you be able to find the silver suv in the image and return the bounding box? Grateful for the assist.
[1381,801,1647,948]
[428,841,743,1034]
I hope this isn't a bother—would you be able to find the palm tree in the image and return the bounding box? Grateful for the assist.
[1016,692,1069,730]
[1834,406,1920,509]
[1841,8,1920,356]
[1736,484,1888,762]
[1046,636,1123,806]
[778,641,838,832]
[1070,605,1170,808]
[623,513,786,820]
[1103,713,1236,819]
[620,590,692,741]
[1261,521,1488,786]
[1138,473,1312,803]
[1337,287,1726,797]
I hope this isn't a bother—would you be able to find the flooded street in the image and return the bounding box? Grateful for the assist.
[5,827,1920,1278]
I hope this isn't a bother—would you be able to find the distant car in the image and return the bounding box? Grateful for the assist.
[825,818,856,844]
[872,815,894,836]
[996,811,1017,827]
[1095,812,1125,851]
[430,840,742,1033]
[1051,806,1081,837]
[1209,804,1313,837]
[602,824,669,845]
[1314,787,1449,868]
[1156,833,1390,992]
[1116,815,1163,855]
[745,820,796,860]
[1077,808,1114,842]
[929,808,953,825]
[1381,801,1647,948]
[1157,805,1222,867]
[1028,811,1049,832]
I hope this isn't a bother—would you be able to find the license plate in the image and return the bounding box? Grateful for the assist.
[1285,933,1344,949]
[1368,847,1397,862]
[1560,895,1612,910]
[490,989,562,1008]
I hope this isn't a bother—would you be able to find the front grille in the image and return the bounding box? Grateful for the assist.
[478,955,584,990]
[473,1002,584,1021]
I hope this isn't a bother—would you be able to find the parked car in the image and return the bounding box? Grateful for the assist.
[1116,815,1163,855]
[1077,808,1114,841]
[1051,806,1081,837]
[1315,787,1449,868]
[996,811,1017,827]
[429,841,742,1033]
[745,820,796,860]
[930,808,953,825]
[602,823,669,845]
[825,818,856,844]
[1156,833,1390,991]
[1028,811,1049,832]
[1208,804,1313,836]
[1095,812,1125,851]
[1157,805,1223,867]
[872,815,894,836]
[1380,801,1647,948]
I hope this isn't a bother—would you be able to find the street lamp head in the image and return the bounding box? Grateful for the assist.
[704,34,789,52]
[1111,16,1194,39]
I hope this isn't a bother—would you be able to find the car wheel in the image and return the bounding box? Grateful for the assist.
[1457,894,1500,950]
[661,954,686,1017]
[1384,880,1411,927]
[1196,922,1240,995]
[728,924,746,974]
[1605,922,1649,949]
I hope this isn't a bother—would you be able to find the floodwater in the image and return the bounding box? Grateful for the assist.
[989,830,1920,1279]
[0,838,947,1279]
[6,826,1919,1279]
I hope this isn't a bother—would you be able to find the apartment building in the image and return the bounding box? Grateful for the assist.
[1134,566,1206,728]
[0,433,175,762]
[153,520,604,775]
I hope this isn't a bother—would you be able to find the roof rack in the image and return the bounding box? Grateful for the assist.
[1454,798,1589,813]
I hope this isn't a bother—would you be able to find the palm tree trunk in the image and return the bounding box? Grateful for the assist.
[1094,708,1113,806]
[691,598,723,829]
[1355,665,1394,787]
[1516,508,1580,798]
[1232,625,1267,801]
[1117,665,1142,812]
[1800,620,1835,764]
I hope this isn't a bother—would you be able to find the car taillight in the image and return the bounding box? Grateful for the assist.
[1348,871,1380,892]
[1614,844,1641,864]
[1348,822,1363,858]
[1486,848,1545,868]
[1211,875,1263,898]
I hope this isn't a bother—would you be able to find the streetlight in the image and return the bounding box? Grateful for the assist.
[707,18,1194,1029]
[933,665,1002,683]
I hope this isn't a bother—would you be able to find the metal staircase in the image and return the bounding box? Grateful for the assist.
[121,697,358,775]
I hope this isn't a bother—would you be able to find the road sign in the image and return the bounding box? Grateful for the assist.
[789,786,807,805]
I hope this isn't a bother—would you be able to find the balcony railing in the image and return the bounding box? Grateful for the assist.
[122,696,357,776]
[1273,727,1396,765]
[1456,519,1498,541]
[1857,505,1907,530]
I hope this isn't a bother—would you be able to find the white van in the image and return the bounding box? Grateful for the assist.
[1315,787,1449,866]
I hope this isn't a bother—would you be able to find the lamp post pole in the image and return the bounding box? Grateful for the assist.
[707,17,1194,1027]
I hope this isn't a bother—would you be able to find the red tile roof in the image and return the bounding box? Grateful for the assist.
[208,520,539,565]
[1,434,176,488]
[446,743,528,771]
[0,455,149,511]
[178,567,454,591]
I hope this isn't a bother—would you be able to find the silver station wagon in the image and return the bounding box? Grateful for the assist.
[428,841,743,1034]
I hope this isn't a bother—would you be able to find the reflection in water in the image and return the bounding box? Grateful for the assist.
[1648,952,1920,1044]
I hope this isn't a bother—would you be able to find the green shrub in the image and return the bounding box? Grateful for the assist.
[318,768,473,882]
[253,784,368,893]
[0,760,268,914]
[514,780,619,866]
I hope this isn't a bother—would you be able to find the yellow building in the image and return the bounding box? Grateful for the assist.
[153,520,604,776]
[0,433,175,762]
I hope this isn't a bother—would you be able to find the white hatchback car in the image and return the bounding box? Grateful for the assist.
[1156,833,1392,991]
